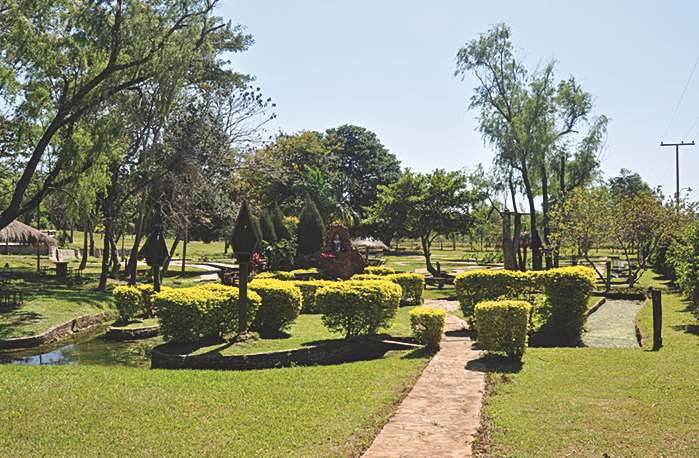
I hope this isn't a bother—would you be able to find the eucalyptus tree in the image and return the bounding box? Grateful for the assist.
[455,23,607,270]
[0,0,252,234]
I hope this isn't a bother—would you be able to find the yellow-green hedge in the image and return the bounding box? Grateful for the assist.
[154,284,261,343]
[365,266,395,276]
[454,270,540,321]
[292,280,334,314]
[475,300,531,361]
[409,306,446,349]
[352,273,424,304]
[255,271,296,281]
[248,279,303,335]
[539,266,597,341]
[316,280,401,338]
[113,286,142,320]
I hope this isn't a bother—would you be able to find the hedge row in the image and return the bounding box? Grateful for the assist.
[475,300,531,360]
[409,306,446,349]
[455,266,596,341]
[113,284,171,320]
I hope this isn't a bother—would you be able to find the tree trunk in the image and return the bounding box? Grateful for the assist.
[541,164,552,270]
[521,162,542,270]
[97,222,111,292]
[127,192,149,286]
[501,212,517,270]
[109,230,120,278]
[513,214,522,271]
[79,224,89,271]
[181,228,188,274]
[422,236,438,276]
[160,234,181,281]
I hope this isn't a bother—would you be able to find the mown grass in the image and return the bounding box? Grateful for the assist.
[0,347,433,458]
[474,272,699,457]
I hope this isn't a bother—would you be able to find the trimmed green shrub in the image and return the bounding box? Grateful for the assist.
[255,271,296,281]
[258,208,276,243]
[475,300,531,361]
[539,266,597,342]
[316,280,401,338]
[135,284,171,312]
[113,286,142,320]
[293,280,333,314]
[365,266,395,276]
[454,270,541,322]
[387,273,424,304]
[352,273,424,305]
[154,284,261,343]
[248,279,303,335]
[270,202,291,240]
[409,306,446,349]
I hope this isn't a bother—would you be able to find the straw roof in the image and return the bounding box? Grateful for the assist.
[0,220,57,246]
[351,237,389,250]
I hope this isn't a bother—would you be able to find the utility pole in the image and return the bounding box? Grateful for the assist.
[660,140,695,209]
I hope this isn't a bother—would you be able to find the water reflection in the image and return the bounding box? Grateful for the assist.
[0,325,160,368]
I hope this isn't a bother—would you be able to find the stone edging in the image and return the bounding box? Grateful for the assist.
[151,338,421,371]
[0,311,118,350]
[586,297,606,316]
[105,324,160,341]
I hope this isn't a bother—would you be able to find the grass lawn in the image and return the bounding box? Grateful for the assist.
[474,272,699,457]
[0,347,433,457]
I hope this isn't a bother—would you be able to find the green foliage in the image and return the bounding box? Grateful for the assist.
[475,300,531,360]
[293,280,334,314]
[666,221,699,304]
[262,238,297,271]
[154,284,261,343]
[248,279,303,335]
[365,266,395,276]
[258,208,276,243]
[113,286,143,320]
[539,266,597,342]
[455,270,541,324]
[352,273,424,305]
[409,306,446,349]
[316,280,401,338]
[297,195,326,255]
[255,271,297,281]
[270,202,291,240]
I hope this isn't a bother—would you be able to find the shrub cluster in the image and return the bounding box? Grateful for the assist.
[455,267,596,342]
[352,273,424,304]
[365,266,395,276]
[409,306,446,349]
[292,280,332,314]
[316,280,401,338]
[255,271,296,281]
[474,300,531,361]
[248,279,303,335]
[154,284,261,343]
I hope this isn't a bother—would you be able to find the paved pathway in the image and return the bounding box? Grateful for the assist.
[362,300,485,458]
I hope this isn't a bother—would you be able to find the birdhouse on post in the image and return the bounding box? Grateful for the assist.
[231,202,259,334]
[138,227,170,292]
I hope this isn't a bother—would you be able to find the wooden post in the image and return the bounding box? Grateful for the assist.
[238,262,248,333]
[153,266,161,293]
[606,261,611,292]
[652,288,663,350]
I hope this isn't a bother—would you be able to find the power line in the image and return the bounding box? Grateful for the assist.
[660,141,695,209]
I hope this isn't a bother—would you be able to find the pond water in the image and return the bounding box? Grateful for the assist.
[0,325,161,368]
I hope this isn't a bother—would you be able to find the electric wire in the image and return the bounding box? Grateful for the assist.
[649,53,699,178]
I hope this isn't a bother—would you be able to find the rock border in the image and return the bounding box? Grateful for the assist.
[0,311,118,350]
[151,338,421,371]
[105,324,160,341]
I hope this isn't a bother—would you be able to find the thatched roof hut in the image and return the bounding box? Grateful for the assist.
[0,220,57,247]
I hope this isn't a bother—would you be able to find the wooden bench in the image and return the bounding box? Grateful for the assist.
[424,276,455,289]
[0,289,23,306]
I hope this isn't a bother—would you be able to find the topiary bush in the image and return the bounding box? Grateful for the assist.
[475,300,531,361]
[365,266,395,276]
[297,195,326,255]
[409,306,446,349]
[316,280,401,338]
[538,266,597,342]
[154,284,261,343]
[293,280,333,314]
[255,271,296,281]
[113,285,142,320]
[248,279,303,335]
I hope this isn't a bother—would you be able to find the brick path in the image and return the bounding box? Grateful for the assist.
[362,300,485,458]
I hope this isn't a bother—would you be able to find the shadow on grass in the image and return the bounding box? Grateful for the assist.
[0,310,43,339]
[671,324,699,338]
[477,353,524,375]
[401,346,437,359]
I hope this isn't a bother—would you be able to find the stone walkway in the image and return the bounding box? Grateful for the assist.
[362,300,485,458]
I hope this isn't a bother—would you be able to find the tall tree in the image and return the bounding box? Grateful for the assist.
[455,23,607,270]
[0,0,252,232]
[367,169,478,275]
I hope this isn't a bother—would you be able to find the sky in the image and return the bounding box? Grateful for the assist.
[219,0,699,202]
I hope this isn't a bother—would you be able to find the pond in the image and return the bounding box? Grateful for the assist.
[0,325,162,368]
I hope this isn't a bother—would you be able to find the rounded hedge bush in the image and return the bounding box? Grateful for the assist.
[154,284,261,343]
[113,286,142,320]
[292,279,333,314]
[409,306,446,349]
[365,266,395,276]
[248,279,303,335]
[474,300,531,361]
[316,280,401,338]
